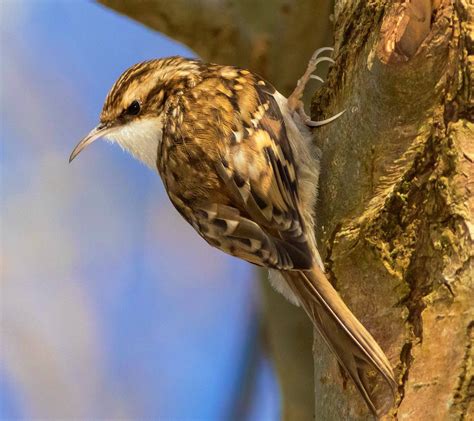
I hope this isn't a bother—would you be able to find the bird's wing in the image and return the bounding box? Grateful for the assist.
[170,197,310,270]
[165,70,314,270]
[213,77,314,268]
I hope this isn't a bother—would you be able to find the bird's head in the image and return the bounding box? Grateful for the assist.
[69,57,201,168]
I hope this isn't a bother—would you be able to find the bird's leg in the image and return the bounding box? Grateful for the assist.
[287,47,345,127]
[287,47,333,111]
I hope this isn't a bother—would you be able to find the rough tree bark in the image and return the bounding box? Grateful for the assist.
[98,1,473,420]
[312,1,473,419]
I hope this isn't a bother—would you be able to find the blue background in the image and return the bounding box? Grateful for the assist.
[0,1,279,419]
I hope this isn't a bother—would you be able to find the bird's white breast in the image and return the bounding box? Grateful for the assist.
[105,117,163,170]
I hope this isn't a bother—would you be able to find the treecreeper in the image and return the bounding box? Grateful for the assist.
[70,49,397,417]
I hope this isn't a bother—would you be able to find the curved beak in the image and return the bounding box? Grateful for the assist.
[69,123,114,163]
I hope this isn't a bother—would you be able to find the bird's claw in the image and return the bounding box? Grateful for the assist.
[305,109,346,127]
[288,47,344,128]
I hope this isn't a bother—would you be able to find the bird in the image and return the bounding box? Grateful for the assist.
[70,48,397,416]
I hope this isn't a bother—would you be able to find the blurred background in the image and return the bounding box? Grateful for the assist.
[0,1,280,419]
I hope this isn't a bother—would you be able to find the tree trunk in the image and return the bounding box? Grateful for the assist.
[311,1,473,419]
[98,1,473,419]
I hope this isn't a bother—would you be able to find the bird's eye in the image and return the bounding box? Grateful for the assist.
[126,100,141,116]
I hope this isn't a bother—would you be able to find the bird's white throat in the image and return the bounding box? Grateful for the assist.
[105,117,163,170]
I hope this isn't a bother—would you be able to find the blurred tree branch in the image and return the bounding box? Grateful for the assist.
[97,0,333,95]
[98,0,473,419]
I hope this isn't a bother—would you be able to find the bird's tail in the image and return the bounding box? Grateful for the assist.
[281,265,397,417]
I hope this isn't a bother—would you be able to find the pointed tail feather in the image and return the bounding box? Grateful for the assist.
[282,265,397,416]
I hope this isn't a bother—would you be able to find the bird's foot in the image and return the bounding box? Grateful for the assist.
[287,47,345,128]
[287,47,334,113]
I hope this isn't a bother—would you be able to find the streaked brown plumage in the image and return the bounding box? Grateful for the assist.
[70,51,397,416]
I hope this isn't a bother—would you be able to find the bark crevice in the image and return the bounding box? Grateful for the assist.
[321,221,343,289]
